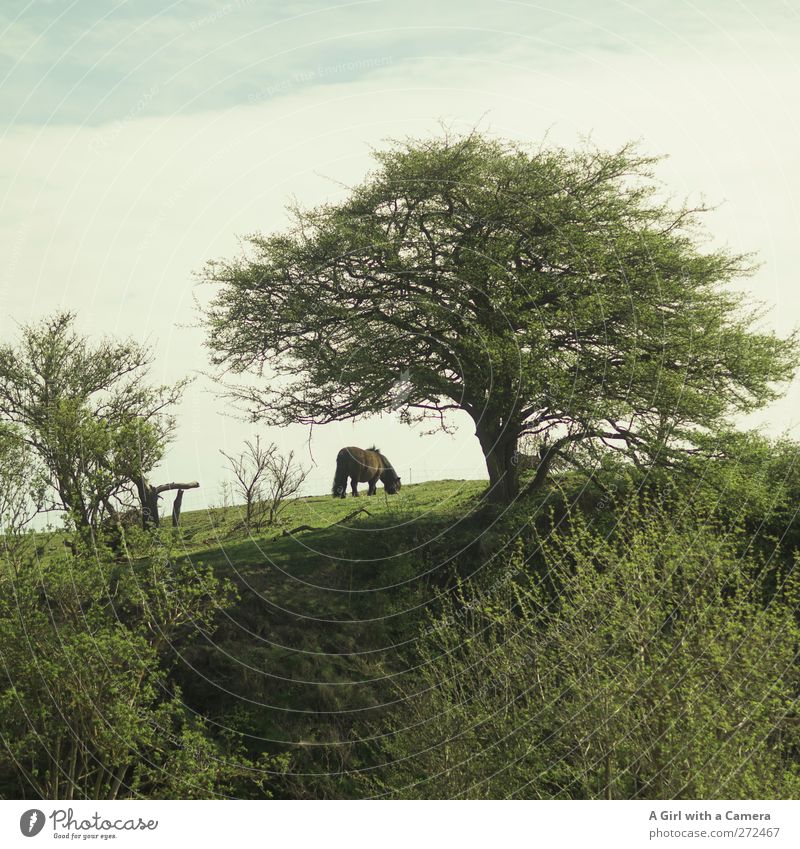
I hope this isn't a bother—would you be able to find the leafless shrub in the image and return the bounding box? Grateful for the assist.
[264,449,308,526]
[221,439,308,531]
[221,436,274,531]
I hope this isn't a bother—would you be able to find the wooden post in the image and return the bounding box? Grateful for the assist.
[171,489,184,527]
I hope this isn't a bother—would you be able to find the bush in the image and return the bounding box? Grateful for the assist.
[0,531,285,798]
[366,496,800,799]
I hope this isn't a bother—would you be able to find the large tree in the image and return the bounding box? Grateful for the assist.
[0,313,194,529]
[201,132,798,502]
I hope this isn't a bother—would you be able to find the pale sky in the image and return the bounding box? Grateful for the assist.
[2,0,799,510]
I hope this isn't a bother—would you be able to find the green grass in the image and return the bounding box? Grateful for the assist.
[176,478,488,601]
[3,470,645,794]
[14,476,535,786]
[166,478,490,750]
[178,477,484,547]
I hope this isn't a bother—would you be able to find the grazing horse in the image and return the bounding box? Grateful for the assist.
[332,446,402,498]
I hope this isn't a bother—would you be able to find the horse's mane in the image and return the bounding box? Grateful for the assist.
[367,446,398,480]
[378,452,397,477]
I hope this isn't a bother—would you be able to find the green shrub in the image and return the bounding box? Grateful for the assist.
[366,497,800,799]
[0,531,285,799]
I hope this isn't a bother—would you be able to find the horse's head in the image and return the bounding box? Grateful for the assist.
[383,474,401,495]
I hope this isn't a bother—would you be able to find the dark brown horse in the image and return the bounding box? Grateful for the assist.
[332,446,401,498]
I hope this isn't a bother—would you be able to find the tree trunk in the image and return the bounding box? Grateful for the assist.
[134,477,160,528]
[102,497,118,523]
[476,425,519,504]
[519,434,589,498]
[523,444,559,496]
[134,477,199,528]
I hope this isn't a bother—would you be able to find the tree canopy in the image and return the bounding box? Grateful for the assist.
[201,132,798,502]
[0,312,188,529]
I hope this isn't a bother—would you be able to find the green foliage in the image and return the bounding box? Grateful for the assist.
[0,530,284,799]
[0,312,187,529]
[364,495,800,799]
[2,470,797,800]
[201,131,798,501]
[0,424,45,572]
[682,430,800,554]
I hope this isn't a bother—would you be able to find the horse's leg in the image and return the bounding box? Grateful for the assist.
[368,478,377,496]
[351,476,359,497]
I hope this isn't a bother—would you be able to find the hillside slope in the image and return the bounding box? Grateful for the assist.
[9,456,799,800]
[169,479,493,782]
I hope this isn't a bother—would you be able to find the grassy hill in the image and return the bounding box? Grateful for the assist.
[6,458,800,799]
[17,475,528,795]
[164,478,496,789]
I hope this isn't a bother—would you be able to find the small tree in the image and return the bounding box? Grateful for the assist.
[0,313,195,530]
[202,132,798,503]
[220,436,275,531]
[0,531,286,799]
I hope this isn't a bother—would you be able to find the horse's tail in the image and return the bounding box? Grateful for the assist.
[332,449,349,497]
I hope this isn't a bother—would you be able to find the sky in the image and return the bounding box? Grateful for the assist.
[2,0,799,512]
